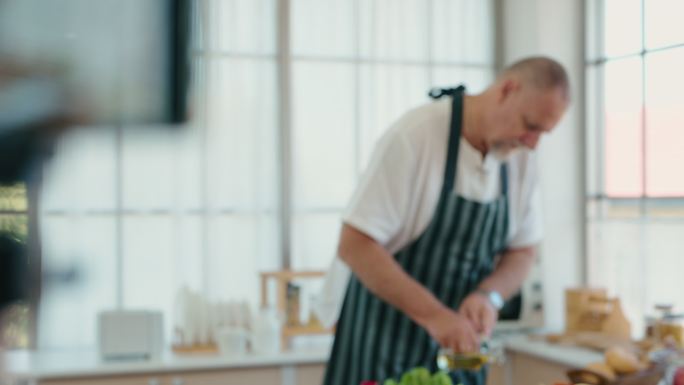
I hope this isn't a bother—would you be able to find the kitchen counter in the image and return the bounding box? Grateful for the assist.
[1,333,603,383]
[1,347,331,382]
[502,333,604,368]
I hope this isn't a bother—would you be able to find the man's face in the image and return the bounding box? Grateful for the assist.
[487,81,568,159]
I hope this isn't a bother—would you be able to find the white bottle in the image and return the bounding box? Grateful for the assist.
[250,307,281,354]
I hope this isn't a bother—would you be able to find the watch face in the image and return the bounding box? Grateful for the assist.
[489,291,504,310]
[476,289,504,310]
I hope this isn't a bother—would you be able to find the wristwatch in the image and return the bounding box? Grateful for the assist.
[476,289,504,311]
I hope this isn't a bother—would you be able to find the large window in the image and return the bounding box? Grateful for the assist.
[290,0,496,270]
[37,0,495,349]
[585,0,684,336]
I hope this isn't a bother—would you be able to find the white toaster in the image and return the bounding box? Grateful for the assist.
[98,310,164,360]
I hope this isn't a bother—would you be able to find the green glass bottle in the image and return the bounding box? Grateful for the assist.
[436,340,504,371]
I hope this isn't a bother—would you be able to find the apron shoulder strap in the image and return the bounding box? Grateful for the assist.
[439,85,466,194]
[430,84,509,199]
[500,163,509,196]
[428,84,466,100]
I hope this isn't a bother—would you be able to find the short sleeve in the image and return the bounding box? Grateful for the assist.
[342,128,416,246]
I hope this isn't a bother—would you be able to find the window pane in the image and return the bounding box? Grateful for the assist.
[124,216,204,296]
[174,216,204,290]
[645,0,684,49]
[291,0,355,57]
[39,217,117,348]
[173,125,204,211]
[586,220,646,336]
[645,48,684,196]
[603,57,643,197]
[292,213,342,271]
[432,66,493,94]
[41,127,117,212]
[359,0,429,61]
[358,65,430,170]
[292,62,356,209]
[431,0,493,64]
[122,129,178,210]
[603,0,642,58]
[206,215,280,302]
[119,124,202,212]
[207,0,276,55]
[205,58,278,210]
[122,217,176,339]
[644,222,684,326]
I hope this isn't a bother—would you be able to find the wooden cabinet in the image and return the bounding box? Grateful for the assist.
[40,365,324,385]
[38,356,571,385]
[293,363,326,385]
[486,362,507,385]
[508,351,571,385]
[42,375,168,385]
[485,350,574,385]
[167,367,281,385]
[22,341,589,385]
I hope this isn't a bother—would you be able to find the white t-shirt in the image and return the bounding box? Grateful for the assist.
[314,99,543,327]
[344,99,543,252]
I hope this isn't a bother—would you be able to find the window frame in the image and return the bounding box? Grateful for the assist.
[586,0,684,203]
[585,0,684,334]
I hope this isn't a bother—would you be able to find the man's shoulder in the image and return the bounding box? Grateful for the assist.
[386,100,451,146]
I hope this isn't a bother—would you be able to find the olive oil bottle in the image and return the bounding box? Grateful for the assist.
[436,350,490,371]
[436,341,504,371]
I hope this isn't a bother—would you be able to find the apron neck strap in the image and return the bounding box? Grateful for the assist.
[433,85,509,197]
[428,85,466,100]
[441,86,465,194]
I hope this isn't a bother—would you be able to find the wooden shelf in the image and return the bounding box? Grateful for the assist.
[260,270,325,280]
[283,324,333,337]
[172,344,219,354]
[260,270,333,350]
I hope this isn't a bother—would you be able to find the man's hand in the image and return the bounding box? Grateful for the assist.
[458,292,498,337]
[422,306,480,353]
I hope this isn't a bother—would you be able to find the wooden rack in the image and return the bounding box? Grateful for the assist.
[260,270,333,350]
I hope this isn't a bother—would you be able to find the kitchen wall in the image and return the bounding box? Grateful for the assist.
[500,0,586,332]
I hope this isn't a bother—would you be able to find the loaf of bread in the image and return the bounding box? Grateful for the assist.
[604,346,644,374]
[586,361,617,381]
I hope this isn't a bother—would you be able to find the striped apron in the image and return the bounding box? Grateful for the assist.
[322,86,509,385]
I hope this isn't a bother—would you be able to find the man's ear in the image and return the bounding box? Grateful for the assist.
[497,78,520,104]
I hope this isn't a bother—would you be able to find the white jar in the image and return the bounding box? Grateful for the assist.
[250,307,281,354]
[216,327,249,356]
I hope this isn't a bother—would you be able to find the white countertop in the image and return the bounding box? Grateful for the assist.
[502,334,604,368]
[1,347,331,381]
[1,334,603,381]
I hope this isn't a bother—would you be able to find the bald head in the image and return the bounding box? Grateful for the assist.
[468,56,570,157]
[500,56,570,101]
